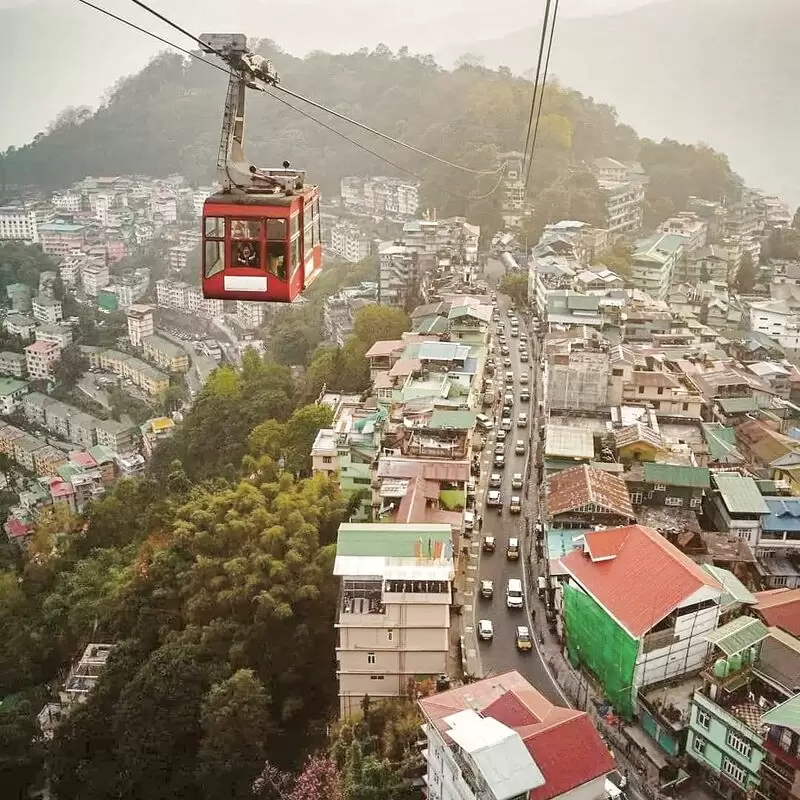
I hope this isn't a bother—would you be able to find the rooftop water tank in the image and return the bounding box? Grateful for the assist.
[713,658,730,678]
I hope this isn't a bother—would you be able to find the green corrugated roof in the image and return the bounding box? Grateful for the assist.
[761,695,800,731]
[57,463,83,482]
[702,565,756,608]
[413,315,448,334]
[643,463,710,488]
[428,410,476,430]
[714,473,770,514]
[706,616,770,656]
[719,396,759,413]
[702,423,743,463]
[336,523,452,557]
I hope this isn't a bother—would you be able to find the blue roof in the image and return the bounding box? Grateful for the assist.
[38,222,85,233]
[762,497,800,532]
[417,341,470,361]
[547,527,589,559]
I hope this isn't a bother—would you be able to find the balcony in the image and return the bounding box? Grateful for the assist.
[340,582,385,617]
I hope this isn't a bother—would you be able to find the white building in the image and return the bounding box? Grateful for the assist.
[748,300,797,338]
[155,278,189,310]
[150,192,178,224]
[599,180,645,235]
[192,187,215,218]
[660,213,709,254]
[378,242,415,308]
[52,192,82,213]
[58,255,84,288]
[498,151,526,227]
[169,244,194,270]
[0,378,29,415]
[81,263,110,297]
[630,233,685,300]
[35,325,73,349]
[186,285,224,318]
[31,295,64,325]
[127,305,154,348]
[24,340,62,381]
[235,300,266,330]
[419,671,617,800]
[593,156,630,183]
[0,205,39,243]
[330,222,372,263]
[340,176,419,217]
[333,523,453,718]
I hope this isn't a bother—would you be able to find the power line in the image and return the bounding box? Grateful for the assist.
[522,0,553,176]
[124,0,504,177]
[72,0,506,203]
[523,0,561,196]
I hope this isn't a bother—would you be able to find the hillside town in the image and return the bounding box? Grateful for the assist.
[2,154,800,800]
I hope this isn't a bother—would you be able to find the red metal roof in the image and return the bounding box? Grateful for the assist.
[418,671,614,800]
[560,524,722,638]
[547,465,635,520]
[754,588,800,637]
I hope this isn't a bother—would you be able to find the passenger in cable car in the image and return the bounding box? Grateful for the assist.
[236,241,259,267]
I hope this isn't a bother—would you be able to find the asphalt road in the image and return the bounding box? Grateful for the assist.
[471,296,567,707]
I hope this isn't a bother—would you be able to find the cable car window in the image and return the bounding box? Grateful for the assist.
[304,220,313,259]
[290,234,301,274]
[204,217,224,237]
[204,240,223,278]
[289,214,300,239]
[315,213,322,248]
[267,240,286,280]
[266,219,286,240]
[231,219,262,239]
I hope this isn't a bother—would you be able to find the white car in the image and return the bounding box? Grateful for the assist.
[512,473,524,489]
[496,429,507,443]
[487,490,502,507]
[478,619,494,641]
[489,473,502,488]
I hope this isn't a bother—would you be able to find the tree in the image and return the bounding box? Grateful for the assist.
[498,274,528,308]
[53,344,89,389]
[0,696,45,800]
[792,206,800,230]
[351,306,410,351]
[594,242,634,280]
[284,404,335,475]
[735,252,758,294]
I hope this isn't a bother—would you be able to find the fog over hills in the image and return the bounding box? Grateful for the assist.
[0,0,659,150]
[441,0,800,206]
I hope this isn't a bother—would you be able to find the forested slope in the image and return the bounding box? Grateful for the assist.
[1,43,742,234]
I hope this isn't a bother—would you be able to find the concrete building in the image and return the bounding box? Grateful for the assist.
[140,416,176,458]
[0,205,40,243]
[419,671,617,800]
[142,335,189,373]
[95,419,136,453]
[748,300,797,339]
[378,242,416,308]
[37,222,86,257]
[0,351,27,378]
[81,347,169,397]
[0,378,29,414]
[340,176,419,217]
[333,522,454,717]
[630,234,685,300]
[186,285,224,318]
[126,305,154,348]
[330,222,372,263]
[6,283,32,312]
[35,325,73,349]
[24,340,61,381]
[498,150,526,227]
[235,300,266,330]
[598,179,645,236]
[660,213,709,254]
[31,295,64,325]
[322,282,379,345]
[168,243,194,271]
[52,192,82,213]
[560,525,722,720]
[81,263,110,297]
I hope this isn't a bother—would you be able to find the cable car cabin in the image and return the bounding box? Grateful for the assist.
[202,186,323,304]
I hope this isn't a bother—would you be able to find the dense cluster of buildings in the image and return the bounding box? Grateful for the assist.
[340,176,419,218]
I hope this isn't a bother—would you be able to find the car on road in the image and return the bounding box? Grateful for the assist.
[510,328,518,338]
[516,626,533,652]
[482,536,496,552]
[507,537,520,560]
[515,440,526,455]
[504,392,514,406]
[480,579,494,599]
[494,443,505,455]
[486,490,502,507]
[510,496,522,514]
[504,371,514,383]
[464,510,475,532]
[476,413,494,431]
[519,372,529,384]
[496,429,507,443]
[493,454,506,469]
[520,351,529,363]
[512,473,524,489]
[506,578,524,609]
[501,418,512,431]
[517,412,528,427]
[503,357,512,367]
[489,473,502,488]
[478,619,494,641]
[520,389,531,403]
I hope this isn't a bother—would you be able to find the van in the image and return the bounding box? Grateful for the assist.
[506,578,524,609]
[507,537,520,560]
[463,510,475,531]
[476,413,494,431]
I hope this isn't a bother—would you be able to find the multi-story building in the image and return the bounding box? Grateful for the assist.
[630,233,685,300]
[168,243,194,271]
[419,671,617,800]
[31,295,64,325]
[126,305,154,348]
[150,191,178,224]
[155,278,189,310]
[52,192,82,213]
[0,351,27,378]
[81,263,110,297]
[748,300,797,338]
[340,176,419,217]
[140,416,176,458]
[378,242,416,308]
[6,283,32,312]
[560,524,723,720]
[322,282,379,345]
[38,271,58,299]
[5,313,37,339]
[81,346,169,396]
[598,179,645,236]
[95,419,136,453]
[0,378,29,414]
[333,522,454,717]
[235,300,266,330]
[186,285,224,318]
[35,325,73,349]
[660,213,709,254]
[593,156,630,183]
[142,335,189,373]
[114,268,150,309]
[37,222,86,257]
[330,222,372,263]
[192,187,214,217]
[0,205,39,243]
[498,150,526,227]
[24,340,61,381]
[57,255,84,288]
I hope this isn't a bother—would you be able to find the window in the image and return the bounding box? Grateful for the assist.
[204,216,224,237]
[665,497,684,507]
[304,220,313,259]
[289,213,300,239]
[722,757,747,786]
[682,403,689,411]
[291,235,302,274]
[657,387,664,395]
[727,731,752,759]
[638,386,645,394]
[369,674,385,681]
[612,368,623,377]
[367,652,376,664]
[693,736,707,756]
[204,239,223,278]
[630,492,643,505]
[314,197,322,248]
[230,218,262,269]
[690,497,701,508]
[387,629,394,641]
[322,456,333,464]
[696,709,711,729]
[654,483,667,492]
[265,219,287,279]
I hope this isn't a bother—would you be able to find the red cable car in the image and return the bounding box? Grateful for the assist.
[200,34,323,303]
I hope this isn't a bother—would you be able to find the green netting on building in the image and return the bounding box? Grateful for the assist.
[563,583,639,720]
